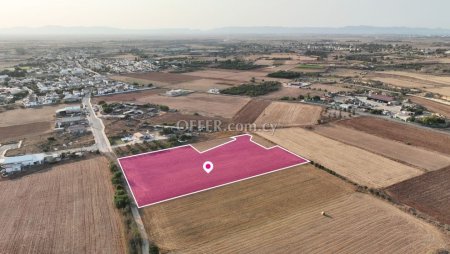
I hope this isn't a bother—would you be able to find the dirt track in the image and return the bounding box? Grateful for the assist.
[337,116,450,155]
[0,157,126,254]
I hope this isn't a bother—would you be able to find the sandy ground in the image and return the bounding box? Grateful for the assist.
[254,102,323,127]
[314,124,450,171]
[259,86,324,100]
[0,157,126,254]
[141,164,448,253]
[337,116,450,155]
[257,127,423,188]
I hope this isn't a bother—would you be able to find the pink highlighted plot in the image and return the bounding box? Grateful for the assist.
[118,134,309,208]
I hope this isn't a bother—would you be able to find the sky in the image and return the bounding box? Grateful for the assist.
[1,0,450,29]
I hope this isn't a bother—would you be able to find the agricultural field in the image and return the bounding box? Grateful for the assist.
[409,96,450,118]
[365,73,435,88]
[92,88,166,103]
[0,157,126,254]
[337,116,450,155]
[0,122,52,142]
[123,72,202,85]
[314,124,450,171]
[424,87,450,97]
[164,78,235,92]
[0,104,68,127]
[257,127,423,188]
[183,69,274,83]
[133,93,250,118]
[254,102,323,127]
[259,86,324,100]
[309,83,354,93]
[386,166,450,225]
[231,99,272,124]
[141,164,448,253]
[381,71,450,85]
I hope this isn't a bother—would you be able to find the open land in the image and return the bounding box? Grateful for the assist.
[313,124,450,171]
[118,134,307,207]
[0,157,126,254]
[231,99,272,124]
[0,104,70,127]
[135,93,250,118]
[0,122,53,143]
[257,127,423,188]
[141,164,448,253]
[409,96,450,118]
[386,166,450,225]
[254,102,323,127]
[337,116,450,155]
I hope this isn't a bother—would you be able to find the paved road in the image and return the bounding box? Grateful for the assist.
[83,96,112,153]
[82,96,150,253]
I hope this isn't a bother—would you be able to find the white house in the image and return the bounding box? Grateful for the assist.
[0,154,45,173]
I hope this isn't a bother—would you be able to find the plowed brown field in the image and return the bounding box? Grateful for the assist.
[0,157,126,254]
[314,124,450,171]
[232,99,272,124]
[386,166,450,225]
[337,116,450,155]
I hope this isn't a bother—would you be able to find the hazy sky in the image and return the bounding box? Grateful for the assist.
[1,0,449,29]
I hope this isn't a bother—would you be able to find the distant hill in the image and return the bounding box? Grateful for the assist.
[1,26,450,36]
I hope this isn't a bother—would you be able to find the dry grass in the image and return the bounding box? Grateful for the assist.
[310,84,354,93]
[382,71,450,85]
[423,87,450,97]
[0,157,126,254]
[0,121,53,142]
[314,124,450,171]
[257,128,423,188]
[0,104,76,127]
[259,86,324,99]
[164,78,234,92]
[141,164,448,253]
[135,93,250,118]
[254,102,323,127]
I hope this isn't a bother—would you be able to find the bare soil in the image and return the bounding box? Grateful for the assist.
[337,116,450,155]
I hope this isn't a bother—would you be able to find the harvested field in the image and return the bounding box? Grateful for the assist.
[386,166,450,225]
[92,88,167,103]
[165,78,235,92]
[183,69,271,83]
[141,164,448,253]
[310,84,353,93]
[124,72,201,84]
[337,116,450,155]
[231,99,272,124]
[134,93,250,118]
[0,121,52,142]
[314,124,450,171]
[382,71,450,85]
[254,102,323,127]
[366,74,435,88]
[0,157,126,254]
[423,87,450,97]
[258,128,422,188]
[0,104,75,127]
[409,96,450,118]
[259,86,324,99]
